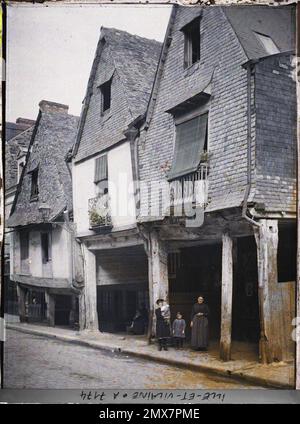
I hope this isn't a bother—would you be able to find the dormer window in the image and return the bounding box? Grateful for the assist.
[100,79,112,114]
[30,168,39,201]
[182,17,200,68]
[254,32,280,55]
[17,157,25,182]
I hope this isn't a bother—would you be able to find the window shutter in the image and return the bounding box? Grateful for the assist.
[168,113,208,181]
[94,154,108,183]
[20,232,29,260]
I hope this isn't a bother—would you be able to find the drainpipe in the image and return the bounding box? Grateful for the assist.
[242,62,261,228]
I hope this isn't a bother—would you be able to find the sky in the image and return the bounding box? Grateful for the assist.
[6,4,171,122]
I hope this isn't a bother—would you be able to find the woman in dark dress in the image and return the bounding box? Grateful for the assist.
[190,296,210,351]
[155,299,171,351]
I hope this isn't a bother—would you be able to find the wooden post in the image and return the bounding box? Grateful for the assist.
[45,291,55,326]
[17,284,27,323]
[254,219,282,364]
[220,232,233,361]
[147,229,169,338]
[79,244,99,332]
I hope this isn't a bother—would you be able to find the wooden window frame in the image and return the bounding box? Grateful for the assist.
[41,231,52,264]
[100,79,112,115]
[182,18,201,69]
[30,168,39,201]
[20,231,29,261]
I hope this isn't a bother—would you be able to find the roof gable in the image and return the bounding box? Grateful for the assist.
[72,27,162,160]
[5,126,34,191]
[223,5,295,61]
[8,102,79,227]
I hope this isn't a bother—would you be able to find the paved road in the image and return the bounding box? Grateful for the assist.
[4,329,263,389]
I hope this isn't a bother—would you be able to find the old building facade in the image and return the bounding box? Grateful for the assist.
[5,119,35,317]
[6,5,297,366]
[71,28,162,332]
[137,5,296,363]
[7,101,80,327]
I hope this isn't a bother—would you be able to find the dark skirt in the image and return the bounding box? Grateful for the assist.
[156,319,171,339]
[191,315,208,349]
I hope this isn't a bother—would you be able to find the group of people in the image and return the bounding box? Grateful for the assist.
[155,296,209,351]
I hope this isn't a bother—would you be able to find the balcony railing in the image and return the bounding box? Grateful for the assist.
[88,194,112,231]
[169,163,209,212]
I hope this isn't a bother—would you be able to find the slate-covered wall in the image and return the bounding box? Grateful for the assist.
[139,6,250,219]
[74,40,133,162]
[253,54,296,213]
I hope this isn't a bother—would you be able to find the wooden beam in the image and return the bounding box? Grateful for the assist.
[220,232,233,361]
[254,219,289,364]
[79,244,99,332]
[147,230,169,337]
[11,274,70,289]
[16,284,27,323]
[45,290,55,326]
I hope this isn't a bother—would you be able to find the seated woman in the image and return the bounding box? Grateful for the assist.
[127,309,146,335]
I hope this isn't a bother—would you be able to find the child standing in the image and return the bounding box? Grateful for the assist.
[172,312,186,349]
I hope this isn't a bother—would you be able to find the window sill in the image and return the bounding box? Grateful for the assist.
[100,110,112,124]
[184,61,200,77]
[30,196,39,203]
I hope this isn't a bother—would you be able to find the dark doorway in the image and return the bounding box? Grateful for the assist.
[27,290,47,323]
[97,285,148,333]
[232,236,260,344]
[54,295,72,326]
[169,243,222,341]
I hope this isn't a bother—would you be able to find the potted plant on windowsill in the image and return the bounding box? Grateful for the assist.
[199,150,212,164]
[88,196,112,231]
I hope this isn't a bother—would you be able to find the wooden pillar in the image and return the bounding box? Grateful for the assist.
[79,244,99,332]
[254,219,282,364]
[45,291,55,326]
[17,284,27,323]
[69,295,77,328]
[147,229,169,337]
[220,232,234,361]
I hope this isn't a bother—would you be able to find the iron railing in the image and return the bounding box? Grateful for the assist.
[169,163,209,209]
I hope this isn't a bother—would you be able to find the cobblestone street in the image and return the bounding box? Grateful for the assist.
[4,329,263,389]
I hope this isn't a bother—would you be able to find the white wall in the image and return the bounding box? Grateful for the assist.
[108,142,136,229]
[29,231,43,277]
[72,156,95,235]
[12,227,71,280]
[73,141,136,235]
[51,226,71,279]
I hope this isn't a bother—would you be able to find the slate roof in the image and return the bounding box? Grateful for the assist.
[102,28,162,120]
[72,27,162,159]
[5,126,34,191]
[223,5,295,61]
[8,103,79,227]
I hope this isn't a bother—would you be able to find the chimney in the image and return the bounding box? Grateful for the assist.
[39,100,69,114]
[16,118,36,126]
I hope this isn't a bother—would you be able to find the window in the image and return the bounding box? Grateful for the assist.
[30,168,39,200]
[168,113,208,181]
[254,32,280,55]
[17,158,25,182]
[20,231,29,261]
[182,18,200,68]
[41,232,51,264]
[94,154,108,194]
[100,79,112,114]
